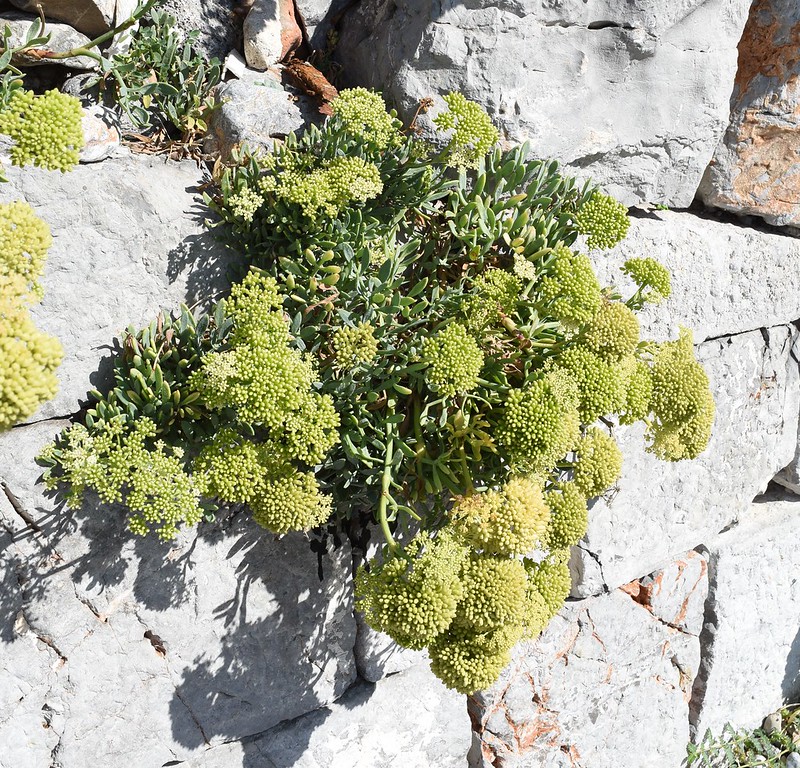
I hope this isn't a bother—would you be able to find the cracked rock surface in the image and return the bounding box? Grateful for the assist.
[690,487,800,736]
[338,0,751,206]
[180,663,471,767]
[468,552,708,768]
[0,421,357,766]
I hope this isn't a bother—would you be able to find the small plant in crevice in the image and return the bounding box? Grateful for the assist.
[43,88,715,695]
[99,5,221,146]
[687,707,800,767]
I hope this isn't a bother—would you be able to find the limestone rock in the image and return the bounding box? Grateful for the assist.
[243,0,303,70]
[571,324,800,596]
[0,153,235,421]
[469,552,707,768]
[0,12,96,69]
[354,611,428,683]
[8,0,117,37]
[594,210,800,343]
[338,0,752,207]
[182,663,471,767]
[78,103,121,163]
[691,488,800,736]
[0,420,358,765]
[698,0,800,227]
[297,0,351,48]
[158,0,239,62]
[209,77,319,158]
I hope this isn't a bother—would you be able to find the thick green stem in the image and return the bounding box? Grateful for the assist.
[458,444,473,494]
[35,0,158,60]
[378,432,399,553]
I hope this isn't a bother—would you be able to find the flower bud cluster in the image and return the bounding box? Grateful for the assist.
[0,89,83,172]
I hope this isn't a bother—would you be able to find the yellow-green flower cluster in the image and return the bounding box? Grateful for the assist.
[42,418,202,540]
[193,428,332,534]
[620,359,653,425]
[554,345,627,424]
[433,92,499,168]
[330,87,400,150]
[333,322,379,367]
[497,371,580,472]
[192,271,339,464]
[192,428,270,503]
[536,245,602,325]
[0,202,61,431]
[0,89,84,172]
[429,624,521,695]
[453,476,549,556]
[357,505,581,693]
[422,323,484,397]
[574,191,630,250]
[276,156,383,218]
[0,302,62,430]
[623,257,672,303]
[582,301,640,361]
[356,531,467,649]
[464,269,521,332]
[251,468,333,534]
[526,549,572,616]
[453,554,527,633]
[572,427,623,498]
[647,328,714,461]
[0,201,52,300]
[544,481,588,550]
[227,186,263,222]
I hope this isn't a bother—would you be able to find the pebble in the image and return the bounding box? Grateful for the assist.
[785,752,800,768]
[762,712,782,735]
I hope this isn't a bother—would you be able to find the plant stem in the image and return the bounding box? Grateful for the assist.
[37,0,158,60]
[378,431,399,553]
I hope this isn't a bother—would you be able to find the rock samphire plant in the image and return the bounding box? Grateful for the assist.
[41,89,715,694]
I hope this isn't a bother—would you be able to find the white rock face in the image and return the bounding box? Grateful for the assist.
[8,0,116,37]
[338,0,752,206]
[571,324,800,596]
[243,0,303,70]
[183,662,471,767]
[0,421,357,766]
[594,210,800,343]
[0,12,96,69]
[0,154,235,421]
[79,104,121,163]
[691,489,800,736]
[469,552,707,768]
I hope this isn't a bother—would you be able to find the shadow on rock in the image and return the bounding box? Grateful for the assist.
[166,512,356,754]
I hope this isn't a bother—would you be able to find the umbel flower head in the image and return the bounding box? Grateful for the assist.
[452,476,550,556]
[433,92,499,168]
[356,530,468,649]
[0,89,84,172]
[574,190,630,250]
[422,322,484,397]
[330,87,401,150]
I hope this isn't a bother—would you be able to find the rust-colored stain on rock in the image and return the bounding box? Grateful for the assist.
[734,0,800,99]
